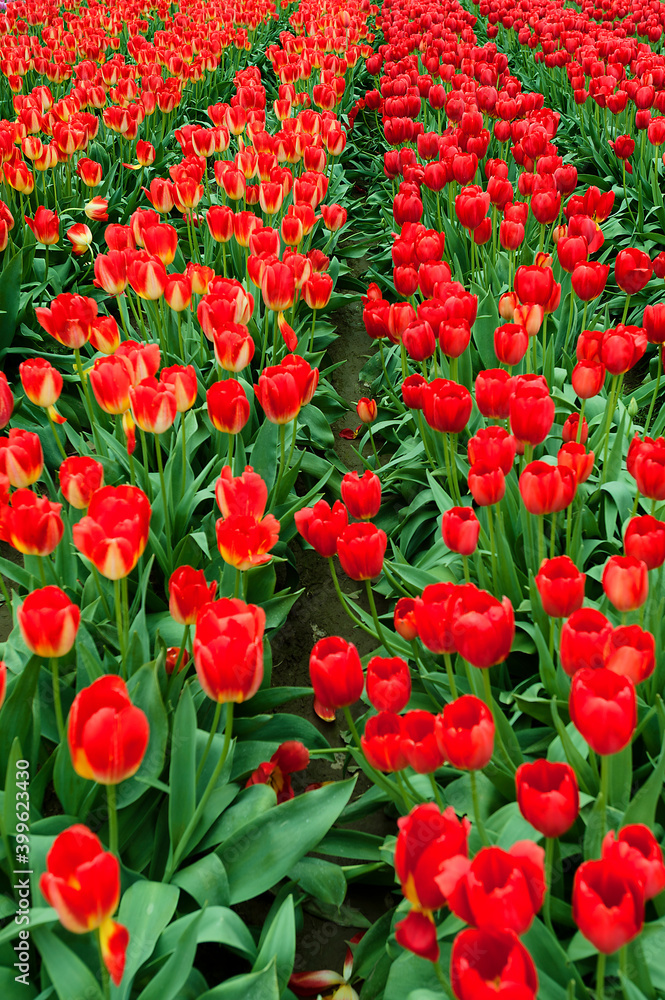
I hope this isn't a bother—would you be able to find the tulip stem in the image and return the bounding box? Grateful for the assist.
[167,702,234,880]
[171,625,190,678]
[113,579,126,674]
[309,309,317,353]
[469,769,489,846]
[429,772,445,810]
[139,427,153,500]
[50,657,65,742]
[328,558,372,635]
[227,433,234,474]
[378,341,406,413]
[596,951,606,1000]
[487,506,499,590]
[196,700,222,783]
[96,928,111,1000]
[462,555,471,583]
[74,348,104,459]
[365,578,396,656]
[600,375,620,485]
[644,345,662,436]
[434,960,456,1000]
[38,557,47,587]
[342,704,362,751]
[154,434,171,551]
[47,411,68,460]
[443,652,458,700]
[576,400,586,445]
[272,423,287,504]
[106,783,118,858]
[600,752,610,838]
[543,836,555,934]
[550,511,558,559]
[181,417,188,498]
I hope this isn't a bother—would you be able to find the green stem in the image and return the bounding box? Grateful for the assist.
[74,347,105,458]
[343,704,362,749]
[644,345,662,436]
[47,411,67,459]
[181,415,188,498]
[121,577,130,671]
[309,309,316,352]
[443,652,457,699]
[470,769,489,845]
[91,565,112,620]
[543,836,555,933]
[106,783,118,858]
[96,928,111,1000]
[166,702,234,880]
[196,701,222,782]
[600,752,609,840]
[601,375,619,484]
[328,557,371,634]
[429,772,445,810]
[139,426,153,500]
[596,951,606,1000]
[550,510,558,559]
[434,960,456,1000]
[487,505,499,588]
[154,434,171,550]
[272,422,287,503]
[170,624,190,677]
[50,657,65,741]
[365,578,396,655]
[113,579,126,672]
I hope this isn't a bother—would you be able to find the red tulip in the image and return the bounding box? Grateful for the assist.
[159,365,197,412]
[624,514,665,569]
[600,325,647,376]
[451,585,515,668]
[494,323,528,366]
[295,499,348,559]
[213,324,255,373]
[336,522,387,580]
[631,436,665,500]
[255,356,318,424]
[206,380,250,434]
[169,565,217,625]
[450,928,538,1000]
[394,803,470,962]
[25,205,59,244]
[414,582,459,654]
[602,825,665,900]
[435,695,494,770]
[366,655,411,713]
[394,597,418,641]
[90,357,132,415]
[535,556,585,617]
[509,377,555,445]
[40,825,129,985]
[422,379,473,434]
[467,426,516,474]
[573,858,644,954]
[215,513,280,570]
[2,488,64,556]
[193,598,266,703]
[130,377,177,434]
[69,675,149,784]
[72,486,151,580]
[447,841,546,935]
[570,668,636,755]
[558,442,595,484]
[0,372,13,429]
[309,636,364,711]
[602,555,648,611]
[474,368,514,419]
[519,461,576,515]
[18,586,80,658]
[572,360,606,399]
[515,759,579,838]
[340,470,381,520]
[0,428,43,487]
[606,626,655,685]
[35,293,97,348]
[615,248,653,294]
[19,358,62,408]
[361,712,407,772]
[514,264,554,306]
[246,740,310,804]
[468,463,505,506]
[571,261,610,301]
[441,507,480,556]
[559,608,612,676]
[400,710,445,773]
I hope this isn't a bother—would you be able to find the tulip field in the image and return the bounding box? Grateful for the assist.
[4,0,665,996]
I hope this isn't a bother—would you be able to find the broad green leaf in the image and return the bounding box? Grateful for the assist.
[0,658,40,777]
[197,960,279,1000]
[254,896,295,994]
[169,683,197,852]
[288,857,347,907]
[624,728,665,827]
[220,778,356,904]
[31,927,103,1000]
[154,907,256,964]
[114,881,180,1000]
[172,853,229,907]
[0,968,37,999]
[135,910,203,1000]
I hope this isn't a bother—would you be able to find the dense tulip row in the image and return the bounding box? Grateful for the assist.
[0,0,664,996]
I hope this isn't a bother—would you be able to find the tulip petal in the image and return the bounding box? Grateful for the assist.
[99,917,129,986]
